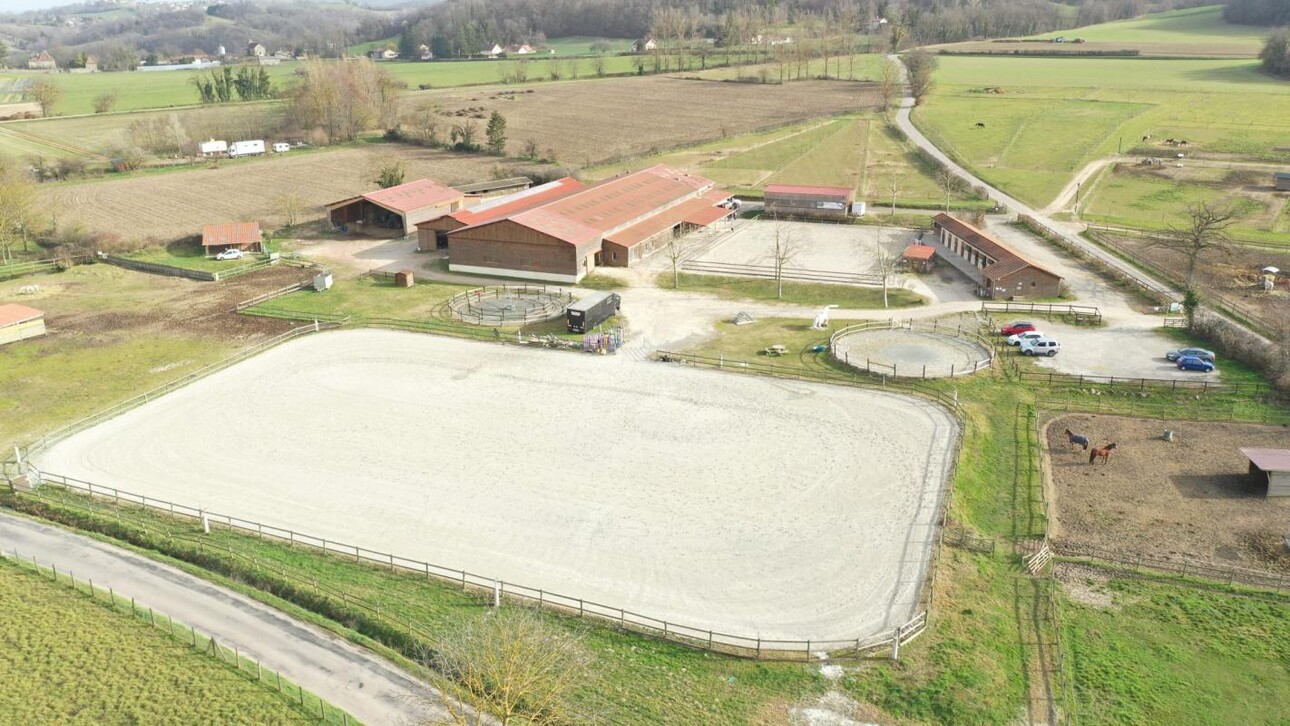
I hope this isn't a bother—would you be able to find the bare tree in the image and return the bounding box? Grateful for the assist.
[417,608,592,726]
[92,90,118,114]
[590,53,607,77]
[665,232,689,288]
[24,78,62,117]
[275,192,306,230]
[870,231,899,309]
[935,167,964,212]
[902,49,938,106]
[1151,202,1237,289]
[0,167,37,261]
[879,59,901,111]
[888,170,905,216]
[768,220,799,299]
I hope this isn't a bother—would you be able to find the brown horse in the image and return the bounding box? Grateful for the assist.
[1089,442,1117,465]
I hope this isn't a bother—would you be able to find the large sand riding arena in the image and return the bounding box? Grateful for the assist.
[36,330,958,642]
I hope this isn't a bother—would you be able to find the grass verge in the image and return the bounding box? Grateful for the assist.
[659,272,925,309]
[0,555,336,725]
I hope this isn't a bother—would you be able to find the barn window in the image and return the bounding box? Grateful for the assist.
[612,251,618,261]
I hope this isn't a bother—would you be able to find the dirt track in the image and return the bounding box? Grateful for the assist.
[1047,414,1290,574]
[37,329,958,643]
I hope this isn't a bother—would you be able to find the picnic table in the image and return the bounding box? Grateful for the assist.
[764,344,788,357]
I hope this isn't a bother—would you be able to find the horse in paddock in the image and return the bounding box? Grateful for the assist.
[1063,428,1089,451]
[974,121,986,128]
[1089,442,1117,465]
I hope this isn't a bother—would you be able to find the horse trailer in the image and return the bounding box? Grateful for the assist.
[566,291,620,333]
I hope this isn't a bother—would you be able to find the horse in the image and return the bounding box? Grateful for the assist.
[1063,428,1089,451]
[1089,442,1117,465]
[974,122,986,128]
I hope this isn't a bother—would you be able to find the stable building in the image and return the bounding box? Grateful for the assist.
[1242,448,1290,498]
[446,165,733,283]
[417,178,586,251]
[326,179,465,237]
[0,304,46,346]
[931,213,1063,299]
[201,222,263,257]
[763,184,856,219]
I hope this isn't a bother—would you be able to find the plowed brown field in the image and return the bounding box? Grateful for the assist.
[40,76,877,241]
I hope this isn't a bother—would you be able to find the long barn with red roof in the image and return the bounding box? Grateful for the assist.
[439,165,734,283]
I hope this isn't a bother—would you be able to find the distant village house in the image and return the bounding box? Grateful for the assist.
[633,38,657,52]
[369,48,398,61]
[247,42,266,58]
[27,51,57,70]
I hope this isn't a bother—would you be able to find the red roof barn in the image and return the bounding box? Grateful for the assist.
[326,179,466,236]
[201,222,263,256]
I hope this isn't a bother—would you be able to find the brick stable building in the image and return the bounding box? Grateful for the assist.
[931,213,1063,299]
[435,166,733,283]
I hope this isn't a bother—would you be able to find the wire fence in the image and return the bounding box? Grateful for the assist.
[3,323,339,481]
[828,319,996,379]
[17,471,926,662]
[652,346,966,655]
[0,548,354,725]
[981,301,1102,325]
[680,259,885,287]
[446,285,573,326]
[1035,395,1290,425]
[1013,367,1274,396]
[1051,542,1290,593]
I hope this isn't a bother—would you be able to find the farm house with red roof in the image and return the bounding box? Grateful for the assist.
[443,165,734,283]
[931,213,1063,299]
[326,179,466,236]
[763,184,856,219]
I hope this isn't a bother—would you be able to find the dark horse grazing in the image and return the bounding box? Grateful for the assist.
[1063,428,1090,450]
[1089,442,1117,465]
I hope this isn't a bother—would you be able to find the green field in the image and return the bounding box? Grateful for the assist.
[589,112,986,209]
[914,56,1290,207]
[1082,163,1289,244]
[1031,5,1266,53]
[0,66,299,116]
[1061,573,1290,724]
[0,558,318,725]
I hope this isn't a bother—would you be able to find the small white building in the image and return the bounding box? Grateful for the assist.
[0,304,46,346]
[200,139,228,157]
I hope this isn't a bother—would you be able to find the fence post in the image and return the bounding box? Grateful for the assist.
[493,580,501,608]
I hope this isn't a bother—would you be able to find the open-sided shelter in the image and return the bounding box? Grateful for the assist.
[201,222,263,257]
[763,184,856,219]
[1242,448,1290,497]
[326,179,465,236]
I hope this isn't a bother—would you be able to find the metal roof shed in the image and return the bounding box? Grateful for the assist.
[0,303,46,346]
[1241,448,1290,497]
[327,179,465,236]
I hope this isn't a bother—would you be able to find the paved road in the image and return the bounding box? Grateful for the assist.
[887,55,1179,302]
[0,512,439,726]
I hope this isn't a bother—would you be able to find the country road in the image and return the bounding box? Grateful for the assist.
[887,54,1180,303]
[0,512,440,726]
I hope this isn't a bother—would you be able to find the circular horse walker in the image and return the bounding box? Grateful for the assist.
[830,319,995,379]
[447,285,573,326]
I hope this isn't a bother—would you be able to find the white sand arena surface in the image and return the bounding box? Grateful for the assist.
[37,330,958,643]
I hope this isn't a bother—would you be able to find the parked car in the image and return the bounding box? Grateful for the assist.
[214,248,245,261]
[1001,321,1037,336]
[1020,337,1060,357]
[1165,347,1215,363]
[1007,330,1045,346]
[1177,355,1215,372]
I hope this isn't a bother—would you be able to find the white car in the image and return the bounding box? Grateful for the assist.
[1007,330,1045,346]
[1020,337,1061,357]
[214,248,245,261]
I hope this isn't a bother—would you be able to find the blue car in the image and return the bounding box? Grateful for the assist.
[1176,355,1215,372]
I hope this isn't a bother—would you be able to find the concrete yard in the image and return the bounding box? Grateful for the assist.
[35,330,958,643]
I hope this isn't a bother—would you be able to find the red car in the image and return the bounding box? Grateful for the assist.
[1001,321,1037,336]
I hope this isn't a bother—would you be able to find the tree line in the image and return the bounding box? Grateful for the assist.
[191,67,276,105]
[1224,0,1290,26]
